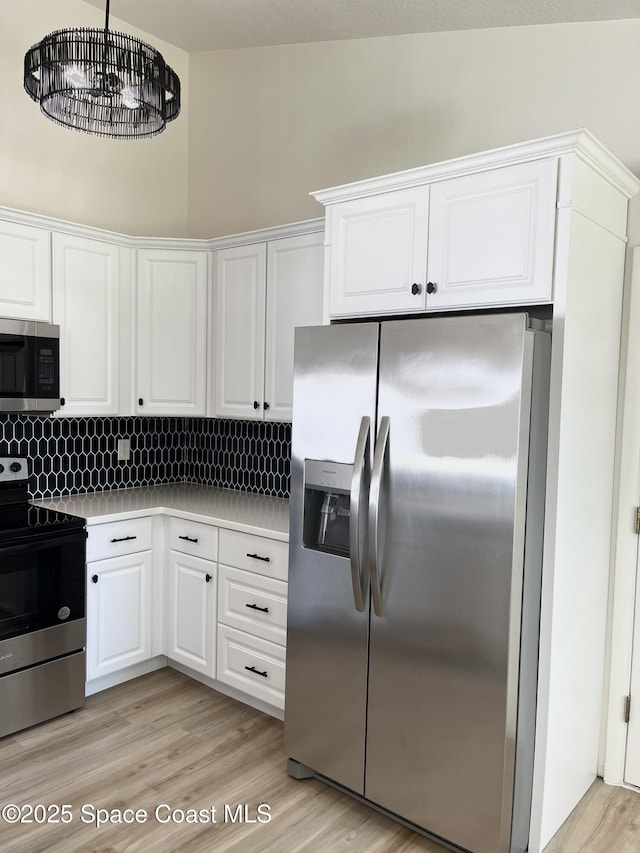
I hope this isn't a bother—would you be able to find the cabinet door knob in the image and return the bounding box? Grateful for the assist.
[253,400,260,410]
[426,281,437,294]
[60,397,66,406]
[263,402,270,411]
[205,573,212,583]
[138,398,144,406]
[411,283,422,295]
[91,574,98,584]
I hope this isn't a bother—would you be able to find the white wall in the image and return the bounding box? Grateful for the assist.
[188,20,640,239]
[3,12,640,243]
[0,1,189,237]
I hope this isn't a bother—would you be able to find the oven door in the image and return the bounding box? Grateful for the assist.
[0,530,86,675]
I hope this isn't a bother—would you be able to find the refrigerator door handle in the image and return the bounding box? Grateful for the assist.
[349,416,371,613]
[369,416,390,618]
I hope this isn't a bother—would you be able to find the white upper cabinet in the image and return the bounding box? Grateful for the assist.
[213,228,324,421]
[426,160,557,310]
[0,220,51,321]
[264,232,324,421]
[136,249,208,416]
[327,188,430,316]
[53,233,123,416]
[315,149,559,318]
[0,208,323,419]
[214,243,267,420]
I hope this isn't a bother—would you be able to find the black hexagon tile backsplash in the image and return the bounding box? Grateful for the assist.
[0,415,291,500]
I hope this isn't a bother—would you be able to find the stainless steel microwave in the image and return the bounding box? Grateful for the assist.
[0,319,60,413]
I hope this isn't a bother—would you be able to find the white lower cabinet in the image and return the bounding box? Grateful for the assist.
[85,516,156,686]
[86,517,152,562]
[218,564,287,646]
[166,550,217,678]
[86,550,152,681]
[218,528,288,581]
[85,511,287,715]
[168,517,218,562]
[216,528,288,711]
[217,624,286,708]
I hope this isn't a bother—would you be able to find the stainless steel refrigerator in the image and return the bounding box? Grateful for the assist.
[284,313,551,853]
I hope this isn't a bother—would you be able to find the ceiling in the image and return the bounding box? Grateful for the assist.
[82,0,640,53]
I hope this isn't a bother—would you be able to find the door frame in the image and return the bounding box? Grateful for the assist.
[604,245,640,786]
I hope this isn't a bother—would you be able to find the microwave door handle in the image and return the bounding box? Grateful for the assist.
[369,416,389,618]
[349,415,371,613]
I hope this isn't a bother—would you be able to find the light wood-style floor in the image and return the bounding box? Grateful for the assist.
[0,669,637,853]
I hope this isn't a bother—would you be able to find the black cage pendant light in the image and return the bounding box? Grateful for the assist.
[23,0,180,139]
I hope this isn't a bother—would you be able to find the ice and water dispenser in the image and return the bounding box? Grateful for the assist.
[302,459,352,558]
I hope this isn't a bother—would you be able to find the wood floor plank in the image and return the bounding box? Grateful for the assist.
[0,668,639,852]
[543,778,640,853]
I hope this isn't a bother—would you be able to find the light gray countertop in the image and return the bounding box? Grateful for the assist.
[32,483,290,541]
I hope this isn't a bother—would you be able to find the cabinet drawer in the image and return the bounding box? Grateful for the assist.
[217,624,285,710]
[168,517,218,560]
[218,529,288,581]
[218,564,287,646]
[86,517,152,562]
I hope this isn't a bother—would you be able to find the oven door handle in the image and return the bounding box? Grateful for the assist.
[0,530,87,557]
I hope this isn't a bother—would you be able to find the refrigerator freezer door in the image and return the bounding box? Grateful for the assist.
[364,314,543,853]
[285,322,378,795]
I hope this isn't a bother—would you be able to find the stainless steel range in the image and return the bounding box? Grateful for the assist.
[0,457,87,738]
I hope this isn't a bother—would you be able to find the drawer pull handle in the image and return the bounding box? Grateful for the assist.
[91,574,98,584]
[111,535,137,543]
[179,535,199,543]
[247,552,270,563]
[245,665,268,678]
[246,603,269,613]
[206,573,212,583]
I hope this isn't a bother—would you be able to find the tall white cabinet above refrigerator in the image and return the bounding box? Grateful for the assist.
[306,130,640,852]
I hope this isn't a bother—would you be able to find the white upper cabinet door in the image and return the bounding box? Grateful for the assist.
[426,159,558,310]
[53,233,121,416]
[136,249,208,416]
[214,243,267,419]
[327,187,429,318]
[264,232,324,421]
[0,220,52,321]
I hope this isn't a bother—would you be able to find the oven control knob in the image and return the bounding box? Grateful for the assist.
[9,462,21,473]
